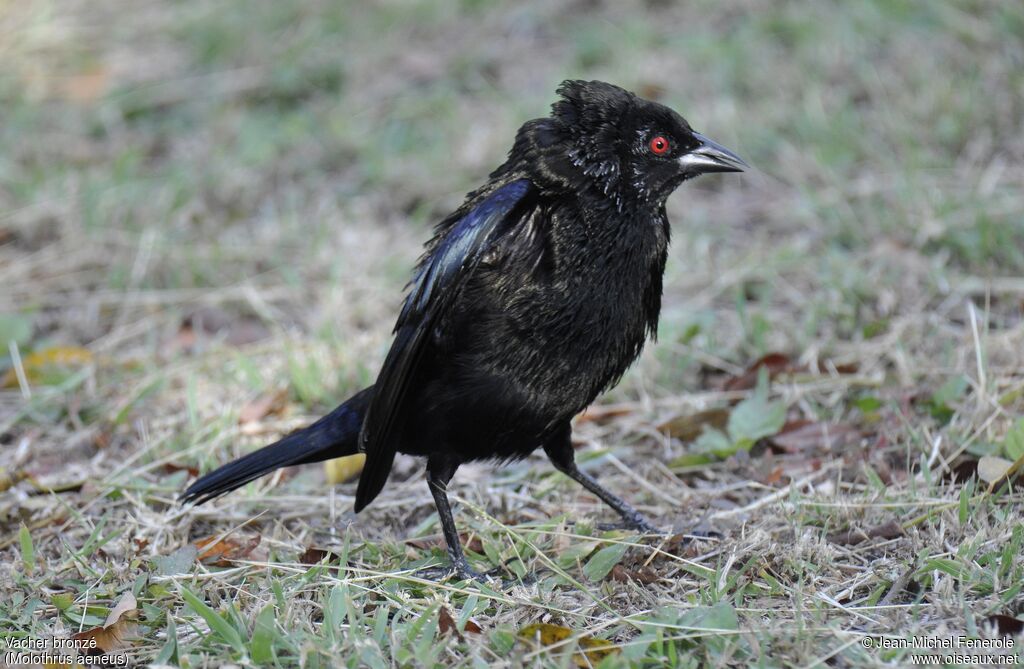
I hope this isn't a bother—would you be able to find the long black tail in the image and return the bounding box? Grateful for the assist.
[181,386,373,506]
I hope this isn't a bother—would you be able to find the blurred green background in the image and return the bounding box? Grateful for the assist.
[2,0,1022,441]
[4,0,1021,299]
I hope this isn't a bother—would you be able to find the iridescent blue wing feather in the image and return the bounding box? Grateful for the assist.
[355,179,534,510]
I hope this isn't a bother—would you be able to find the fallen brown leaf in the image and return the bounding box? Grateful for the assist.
[657,408,730,442]
[664,533,704,559]
[770,421,861,453]
[299,547,343,566]
[761,466,786,486]
[609,564,660,585]
[518,622,617,668]
[239,389,289,424]
[824,360,860,375]
[194,533,261,566]
[827,520,904,545]
[723,352,794,391]
[160,462,200,478]
[70,592,138,656]
[985,613,1024,636]
[438,606,461,639]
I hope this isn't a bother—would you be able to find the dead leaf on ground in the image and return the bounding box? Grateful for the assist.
[160,462,199,478]
[324,454,366,484]
[979,452,1024,490]
[1,346,94,388]
[985,614,1024,636]
[70,591,138,656]
[518,622,617,668]
[609,564,660,585]
[978,456,1015,484]
[663,532,715,559]
[437,606,483,639]
[761,465,786,486]
[299,547,343,567]
[813,359,860,375]
[723,352,794,391]
[194,533,261,566]
[657,408,730,442]
[827,520,904,545]
[239,389,289,424]
[438,606,460,638]
[770,420,862,453]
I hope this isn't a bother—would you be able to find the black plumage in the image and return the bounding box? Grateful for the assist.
[182,80,746,579]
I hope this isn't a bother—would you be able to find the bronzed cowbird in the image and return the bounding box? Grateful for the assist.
[182,80,746,580]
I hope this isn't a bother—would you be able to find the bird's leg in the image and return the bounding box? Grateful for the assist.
[543,425,661,534]
[423,454,484,581]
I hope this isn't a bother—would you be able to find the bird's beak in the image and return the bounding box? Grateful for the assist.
[678,132,748,175]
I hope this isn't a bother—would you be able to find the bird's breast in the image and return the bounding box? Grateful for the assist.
[471,218,668,418]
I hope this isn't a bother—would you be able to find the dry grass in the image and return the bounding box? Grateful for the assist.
[2,1,1024,667]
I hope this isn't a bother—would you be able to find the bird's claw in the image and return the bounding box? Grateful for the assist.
[629,520,664,535]
[671,525,721,545]
[596,515,664,534]
[415,560,533,589]
[415,561,487,583]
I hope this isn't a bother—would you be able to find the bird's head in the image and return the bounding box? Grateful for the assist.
[519,80,746,205]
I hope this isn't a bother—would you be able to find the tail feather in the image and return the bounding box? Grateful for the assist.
[180,387,372,505]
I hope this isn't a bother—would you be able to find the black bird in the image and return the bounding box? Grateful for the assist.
[182,80,746,579]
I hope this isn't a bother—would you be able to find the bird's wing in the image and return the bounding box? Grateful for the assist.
[354,178,535,511]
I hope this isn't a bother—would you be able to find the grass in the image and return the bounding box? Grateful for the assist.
[2,0,1023,666]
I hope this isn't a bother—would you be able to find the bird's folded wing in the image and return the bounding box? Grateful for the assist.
[354,178,535,510]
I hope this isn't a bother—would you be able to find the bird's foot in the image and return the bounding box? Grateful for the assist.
[413,565,481,577]
[415,560,533,589]
[415,560,487,583]
[670,523,721,545]
[486,559,538,587]
[596,513,664,535]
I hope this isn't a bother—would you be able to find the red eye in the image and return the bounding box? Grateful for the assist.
[649,136,670,155]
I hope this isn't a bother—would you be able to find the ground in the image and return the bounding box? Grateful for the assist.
[2,1,1024,667]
